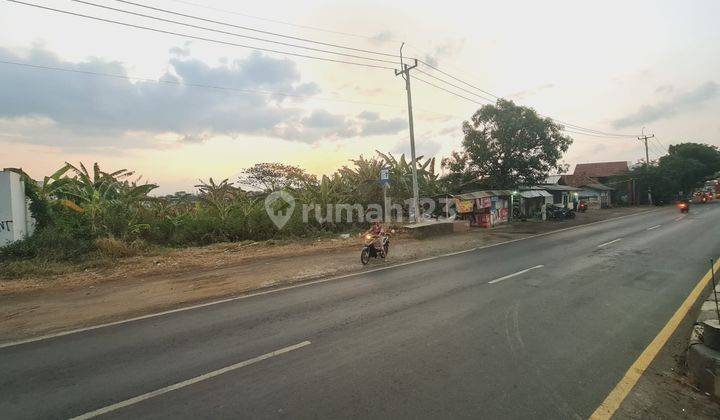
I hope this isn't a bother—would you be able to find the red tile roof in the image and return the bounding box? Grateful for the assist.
[573,161,629,177]
[559,174,596,187]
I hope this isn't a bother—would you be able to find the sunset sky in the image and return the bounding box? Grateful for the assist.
[1,0,719,193]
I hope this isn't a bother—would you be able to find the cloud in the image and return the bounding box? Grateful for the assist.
[369,31,396,45]
[509,83,555,100]
[358,111,380,121]
[302,109,346,128]
[273,109,406,141]
[0,47,405,149]
[390,138,442,158]
[422,38,466,68]
[655,84,674,94]
[612,81,719,128]
[360,117,405,136]
[169,42,191,57]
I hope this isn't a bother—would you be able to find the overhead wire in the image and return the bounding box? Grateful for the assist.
[147,0,641,139]
[166,0,386,42]
[0,59,468,121]
[107,0,402,59]
[414,61,638,138]
[412,75,637,139]
[5,0,396,70]
[7,0,648,142]
[0,59,402,106]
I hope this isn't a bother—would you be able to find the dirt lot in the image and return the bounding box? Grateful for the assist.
[0,207,653,343]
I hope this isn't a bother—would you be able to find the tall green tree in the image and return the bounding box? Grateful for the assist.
[239,163,317,192]
[442,99,572,190]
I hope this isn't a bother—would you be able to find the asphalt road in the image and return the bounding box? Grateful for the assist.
[2,203,720,419]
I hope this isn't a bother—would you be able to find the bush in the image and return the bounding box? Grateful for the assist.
[0,226,95,262]
[94,236,149,259]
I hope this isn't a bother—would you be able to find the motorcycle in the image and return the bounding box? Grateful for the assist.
[546,204,576,220]
[360,233,390,265]
[678,200,690,213]
[577,201,587,212]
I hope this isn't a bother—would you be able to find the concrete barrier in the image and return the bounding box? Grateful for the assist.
[687,284,720,398]
[404,221,455,239]
[0,170,34,246]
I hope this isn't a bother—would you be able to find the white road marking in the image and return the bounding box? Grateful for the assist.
[488,265,544,284]
[0,209,659,350]
[646,225,661,230]
[70,341,311,420]
[598,238,623,248]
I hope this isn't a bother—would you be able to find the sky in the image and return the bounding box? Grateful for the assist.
[1,0,719,194]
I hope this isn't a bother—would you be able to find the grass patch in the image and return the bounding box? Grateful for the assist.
[0,257,115,280]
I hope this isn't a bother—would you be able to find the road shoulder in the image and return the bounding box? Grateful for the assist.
[612,278,720,419]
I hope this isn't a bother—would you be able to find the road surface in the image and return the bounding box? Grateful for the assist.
[2,203,720,419]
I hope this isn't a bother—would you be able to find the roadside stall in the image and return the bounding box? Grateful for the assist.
[455,190,511,228]
[518,190,553,220]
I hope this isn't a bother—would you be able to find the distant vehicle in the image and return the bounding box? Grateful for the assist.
[679,200,690,213]
[577,201,587,212]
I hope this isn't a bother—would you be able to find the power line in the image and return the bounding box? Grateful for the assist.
[5,0,396,70]
[138,0,639,139]
[166,0,390,42]
[417,59,500,100]
[0,58,466,121]
[415,68,496,102]
[416,61,638,138]
[7,0,647,141]
[652,137,668,152]
[108,0,402,60]
[412,76,637,140]
[412,75,488,107]
[68,0,397,64]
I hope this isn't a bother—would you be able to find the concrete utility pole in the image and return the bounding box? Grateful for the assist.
[638,127,655,206]
[395,43,421,223]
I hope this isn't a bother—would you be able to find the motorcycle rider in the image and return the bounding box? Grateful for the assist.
[365,221,386,256]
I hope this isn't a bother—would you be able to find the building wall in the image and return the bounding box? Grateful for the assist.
[0,171,32,246]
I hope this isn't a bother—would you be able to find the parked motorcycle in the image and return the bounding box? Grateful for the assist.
[360,233,390,265]
[546,204,576,220]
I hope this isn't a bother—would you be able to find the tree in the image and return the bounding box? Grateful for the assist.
[442,99,572,190]
[239,163,317,192]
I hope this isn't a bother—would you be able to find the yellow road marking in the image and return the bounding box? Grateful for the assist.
[590,258,720,419]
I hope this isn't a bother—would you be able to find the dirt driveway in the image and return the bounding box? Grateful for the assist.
[0,207,654,343]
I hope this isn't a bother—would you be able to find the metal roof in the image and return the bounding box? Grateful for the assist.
[456,190,513,200]
[543,175,562,184]
[519,190,553,198]
[536,184,582,192]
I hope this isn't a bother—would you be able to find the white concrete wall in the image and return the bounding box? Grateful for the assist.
[0,171,31,246]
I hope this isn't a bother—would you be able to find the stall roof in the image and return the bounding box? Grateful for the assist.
[457,190,513,200]
[534,184,582,192]
[519,190,553,198]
